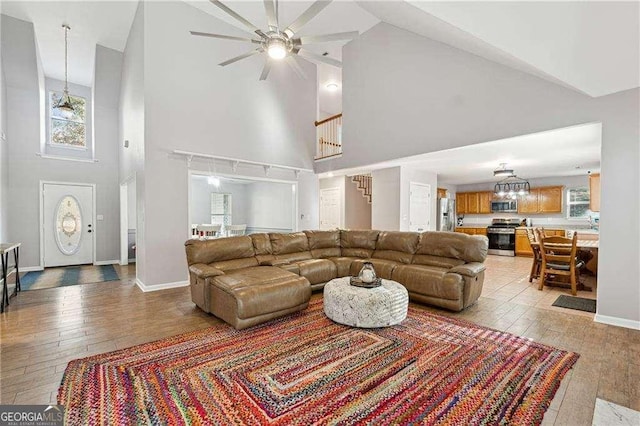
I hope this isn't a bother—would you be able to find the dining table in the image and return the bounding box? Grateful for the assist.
[531,239,598,292]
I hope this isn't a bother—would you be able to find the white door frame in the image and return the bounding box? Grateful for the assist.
[39,180,97,268]
[119,174,136,265]
[187,170,299,237]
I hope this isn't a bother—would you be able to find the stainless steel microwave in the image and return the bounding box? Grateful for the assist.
[491,199,518,213]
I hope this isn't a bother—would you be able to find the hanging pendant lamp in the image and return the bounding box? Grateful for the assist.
[54,24,75,118]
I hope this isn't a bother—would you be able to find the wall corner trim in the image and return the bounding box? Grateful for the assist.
[94,260,119,266]
[20,266,45,273]
[135,278,189,293]
[594,313,640,331]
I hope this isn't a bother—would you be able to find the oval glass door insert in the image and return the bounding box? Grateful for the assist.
[55,195,83,255]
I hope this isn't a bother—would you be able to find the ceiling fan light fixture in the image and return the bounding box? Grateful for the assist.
[267,38,287,60]
[326,82,339,91]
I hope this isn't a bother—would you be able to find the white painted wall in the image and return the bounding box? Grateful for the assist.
[1,15,122,267]
[118,2,146,281]
[400,167,437,231]
[371,167,401,231]
[246,181,295,233]
[190,176,248,227]
[135,1,317,287]
[127,178,136,230]
[297,171,319,232]
[0,44,7,242]
[320,22,639,327]
[344,176,371,229]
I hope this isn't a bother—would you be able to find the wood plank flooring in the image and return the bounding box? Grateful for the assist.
[1,256,638,425]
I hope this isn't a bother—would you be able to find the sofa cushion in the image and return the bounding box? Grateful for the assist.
[392,264,463,301]
[304,230,341,258]
[185,236,255,265]
[341,230,380,258]
[296,259,338,285]
[270,232,309,254]
[416,232,488,263]
[211,266,310,320]
[349,258,398,280]
[328,257,359,277]
[412,254,465,269]
[211,258,258,272]
[251,233,273,255]
[373,231,419,263]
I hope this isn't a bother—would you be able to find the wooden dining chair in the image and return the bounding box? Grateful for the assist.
[197,224,222,238]
[526,228,541,282]
[226,224,246,237]
[538,232,585,296]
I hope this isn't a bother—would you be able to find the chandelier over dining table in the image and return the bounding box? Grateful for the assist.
[493,163,530,199]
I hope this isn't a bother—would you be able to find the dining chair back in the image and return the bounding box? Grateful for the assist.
[538,232,584,296]
[526,228,541,282]
[197,224,222,238]
[226,224,247,237]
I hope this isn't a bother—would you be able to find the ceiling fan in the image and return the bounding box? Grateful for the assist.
[190,0,358,80]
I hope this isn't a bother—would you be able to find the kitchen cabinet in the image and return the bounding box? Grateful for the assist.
[456,193,467,214]
[517,186,563,214]
[479,192,492,214]
[437,188,448,199]
[589,173,600,212]
[515,229,532,256]
[455,227,487,236]
[455,191,492,214]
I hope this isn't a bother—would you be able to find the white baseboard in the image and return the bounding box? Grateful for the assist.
[94,260,119,266]
[135,278,189,292]
[594,313,640,330]
[20,266,44,272]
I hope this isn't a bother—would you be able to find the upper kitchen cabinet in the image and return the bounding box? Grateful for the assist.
[589,173,601,212]
[456,191,493,214]
[467,192,480,213]
[437,188,448,199]
[479,192,492,214]
[517,186,563,214]
[457,193,467,214]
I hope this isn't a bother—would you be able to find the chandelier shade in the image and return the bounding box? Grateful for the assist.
[493,163,514,177]
[492,163,530,199]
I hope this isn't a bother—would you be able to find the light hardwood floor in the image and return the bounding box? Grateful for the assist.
[1,256,638,425]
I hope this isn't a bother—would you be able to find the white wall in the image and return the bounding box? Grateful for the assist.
[118,2,146,281]
[344,176,371,229]
[127,178,136,230]
[190,176,248,227]
[399,167,437,231]
[136,1,317,287]
[1,14,122,267]
[371,167,401,230]
[320,22,639,327]
[246,181,295,233]
[0,40,8,242]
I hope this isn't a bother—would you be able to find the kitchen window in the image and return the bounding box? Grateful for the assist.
[567,187,590,219]
[211,193,232,227]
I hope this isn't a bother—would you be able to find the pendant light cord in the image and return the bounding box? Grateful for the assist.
[63,24,70,93]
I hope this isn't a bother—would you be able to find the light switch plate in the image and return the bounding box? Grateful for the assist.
[97,214,104,221]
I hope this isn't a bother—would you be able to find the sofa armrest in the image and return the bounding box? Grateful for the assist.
[449,262,486,277]
[259,259,290,266]
[189,263,225,279]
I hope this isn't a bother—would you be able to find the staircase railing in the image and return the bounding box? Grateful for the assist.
[352,174,372,203]
[314,113,342,160]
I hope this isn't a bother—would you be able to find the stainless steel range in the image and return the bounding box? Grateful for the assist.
[487,218,521,256]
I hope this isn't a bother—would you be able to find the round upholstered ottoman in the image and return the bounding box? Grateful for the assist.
[323,277,408,328]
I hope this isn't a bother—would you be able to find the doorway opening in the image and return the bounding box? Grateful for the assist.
[119,176,137,266]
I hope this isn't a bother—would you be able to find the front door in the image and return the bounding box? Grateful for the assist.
[43,183,94,267]
[409,182,431,232]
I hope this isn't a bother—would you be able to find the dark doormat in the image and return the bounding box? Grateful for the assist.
[552,295,597,313]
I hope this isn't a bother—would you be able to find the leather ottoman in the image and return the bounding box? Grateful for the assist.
[210,266,311,330]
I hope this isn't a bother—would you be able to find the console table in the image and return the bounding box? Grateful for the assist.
[1,243,21,313]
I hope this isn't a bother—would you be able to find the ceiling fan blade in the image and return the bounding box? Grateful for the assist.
[264,0,278,31]
[190,31,262,44]
[286,56,307,79]
[259,60,272,81]
[297,49,341,68]
[219,48,263,67]
[210,0,264,37]
[298,31,359,45]
[283,0,332,37]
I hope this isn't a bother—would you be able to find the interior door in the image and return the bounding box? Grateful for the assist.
[409,182,431,232]
[319,187,341,230]
[43,183,94,267]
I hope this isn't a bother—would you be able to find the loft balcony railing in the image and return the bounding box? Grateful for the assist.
[314,113,342,160]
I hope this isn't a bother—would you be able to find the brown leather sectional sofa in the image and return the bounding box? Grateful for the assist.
[185,230,488,329]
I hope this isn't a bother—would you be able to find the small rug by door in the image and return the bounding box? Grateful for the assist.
[552,294,597,313]
[20,265,119,291]
[58,300,578,425]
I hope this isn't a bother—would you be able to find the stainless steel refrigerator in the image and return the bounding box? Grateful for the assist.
[436,198,456,232]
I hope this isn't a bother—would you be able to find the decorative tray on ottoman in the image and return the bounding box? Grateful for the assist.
[349,276,382,288]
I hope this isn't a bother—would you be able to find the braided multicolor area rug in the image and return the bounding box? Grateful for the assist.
[58,300,578,425]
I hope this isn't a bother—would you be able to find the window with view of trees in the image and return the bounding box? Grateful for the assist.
[211,193,232,227]
[567,187,590,219]
[49,91,86,147]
